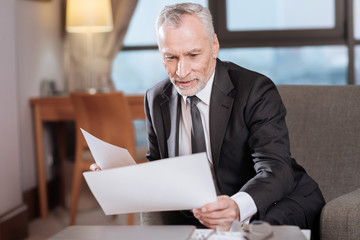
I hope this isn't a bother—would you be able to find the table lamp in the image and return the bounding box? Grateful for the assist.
[66,0,113,93]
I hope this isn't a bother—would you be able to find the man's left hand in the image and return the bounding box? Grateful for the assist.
[193,195,240,230]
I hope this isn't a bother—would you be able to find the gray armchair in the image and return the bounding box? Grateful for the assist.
[278,85,360,240]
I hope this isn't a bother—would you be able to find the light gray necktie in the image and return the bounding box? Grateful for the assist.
[187,96,206,154]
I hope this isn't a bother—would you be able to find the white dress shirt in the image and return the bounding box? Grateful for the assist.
[178,71,257,223]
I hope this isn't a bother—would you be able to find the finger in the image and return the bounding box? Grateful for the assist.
[197,216,233,229]
[196,211,236,231]
[194,210,216,220]
[201,196,230,213]
[196,207,234,221]
[194,199,240,222]
[90,163,101,171]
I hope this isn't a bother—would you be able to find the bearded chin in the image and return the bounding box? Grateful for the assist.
[172,79,206,97]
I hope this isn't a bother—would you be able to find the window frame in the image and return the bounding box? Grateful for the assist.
[120,0,357,84]
[209,0,346,48]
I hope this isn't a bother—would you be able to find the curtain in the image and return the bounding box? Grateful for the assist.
[64,0,138,92]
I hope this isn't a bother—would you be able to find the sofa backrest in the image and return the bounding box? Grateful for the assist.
[277,85,360,202]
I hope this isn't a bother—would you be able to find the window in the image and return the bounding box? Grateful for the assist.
[112,50,167,94]
[212,0,344,46]
[355,0,360,40]
[209,0,355,85]
[112,0,358,90]
[226,0,335,31]
[354,0,360,84]
[124,0,207,47]
[219,46,347,85]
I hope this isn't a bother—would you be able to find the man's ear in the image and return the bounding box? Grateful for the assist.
[212,34,220,58]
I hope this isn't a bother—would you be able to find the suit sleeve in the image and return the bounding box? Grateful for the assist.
[144,90,161,161]
[240,78,294,217]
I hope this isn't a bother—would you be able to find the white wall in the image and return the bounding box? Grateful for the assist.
[16,0,64,191]
[1,0,64,214]
[0,0,22,215]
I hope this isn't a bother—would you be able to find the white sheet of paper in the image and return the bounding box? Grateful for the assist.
[81,128,136,169]
[83,152,217,215]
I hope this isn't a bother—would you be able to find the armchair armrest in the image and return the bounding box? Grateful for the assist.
[320,188,360,240]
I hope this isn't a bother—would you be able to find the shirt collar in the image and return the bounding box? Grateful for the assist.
[181,70,215,106]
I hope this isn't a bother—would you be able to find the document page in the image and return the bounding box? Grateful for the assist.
[81,128,217,215]
[81,128,136,169]
[83,152,217,215]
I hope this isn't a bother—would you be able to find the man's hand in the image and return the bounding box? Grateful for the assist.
[90,163,101,171]
[192,195,240,230]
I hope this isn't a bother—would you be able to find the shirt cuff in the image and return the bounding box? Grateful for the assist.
[231,191,257,223]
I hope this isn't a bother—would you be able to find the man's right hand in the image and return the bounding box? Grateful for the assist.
[90,163,101,171]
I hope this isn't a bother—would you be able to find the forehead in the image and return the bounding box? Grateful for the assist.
[157,15,210,53]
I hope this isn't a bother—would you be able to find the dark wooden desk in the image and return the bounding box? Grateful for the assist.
[30,95,145,218]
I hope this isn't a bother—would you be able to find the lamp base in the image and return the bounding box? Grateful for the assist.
[87,87,97,95]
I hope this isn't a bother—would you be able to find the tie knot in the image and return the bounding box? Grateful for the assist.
[187,96,200,107]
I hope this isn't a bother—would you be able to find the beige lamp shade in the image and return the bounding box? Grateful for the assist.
[66,0,113,33]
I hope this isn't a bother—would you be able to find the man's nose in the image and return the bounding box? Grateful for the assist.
[176,59,190,79]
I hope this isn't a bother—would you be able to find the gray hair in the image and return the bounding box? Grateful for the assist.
[155,3,215,41]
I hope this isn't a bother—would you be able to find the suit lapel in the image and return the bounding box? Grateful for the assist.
[160,84,180,158]
[158,59,233,162]
[210,60,234,169]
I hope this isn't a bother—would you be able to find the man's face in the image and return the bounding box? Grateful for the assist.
[157,14,219,96]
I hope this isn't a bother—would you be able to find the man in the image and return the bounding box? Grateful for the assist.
[92,2,324,237]
[144,2,325,236]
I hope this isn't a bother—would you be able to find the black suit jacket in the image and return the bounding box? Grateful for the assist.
[144,59,323,221]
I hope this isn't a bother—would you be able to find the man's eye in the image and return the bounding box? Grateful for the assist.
[165,56,176,61]
[190,54,198,57]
